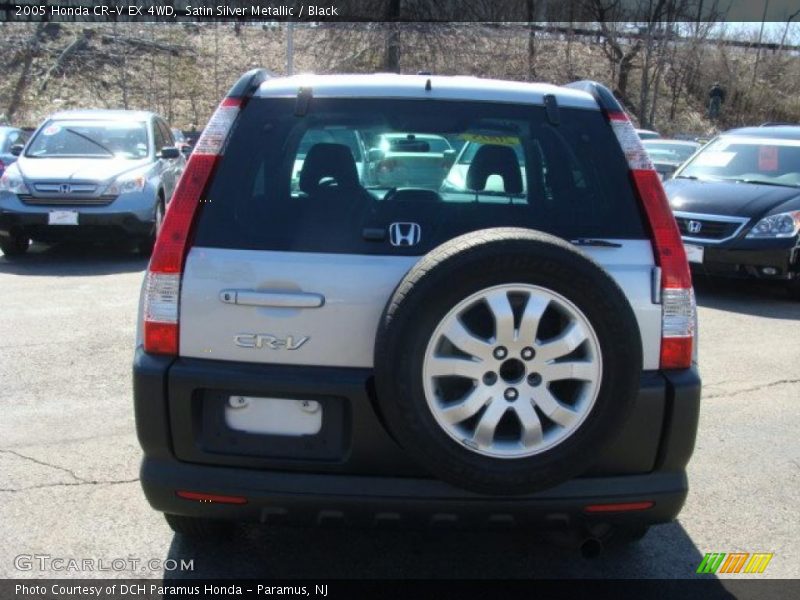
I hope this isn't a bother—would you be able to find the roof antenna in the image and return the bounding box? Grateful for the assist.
[425,78,432,92]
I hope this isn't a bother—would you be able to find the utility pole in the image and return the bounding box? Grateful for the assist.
[752,0,769,86]
[287,22,294,75]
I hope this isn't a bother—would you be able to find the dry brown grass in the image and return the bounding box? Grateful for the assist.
[1,22,797,137]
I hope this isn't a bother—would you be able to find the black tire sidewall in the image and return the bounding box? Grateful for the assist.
[375,229,643,495]
[0,233,30,256]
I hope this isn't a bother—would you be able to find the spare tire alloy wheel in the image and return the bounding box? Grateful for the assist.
[375,228,642,495]
[423,284,602,459]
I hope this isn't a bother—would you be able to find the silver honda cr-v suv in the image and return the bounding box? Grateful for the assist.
[133,71,701,552]
[0,109,183,256]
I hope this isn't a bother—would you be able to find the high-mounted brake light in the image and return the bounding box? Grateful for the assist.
[606,110,695,369]
[142,68,271,355]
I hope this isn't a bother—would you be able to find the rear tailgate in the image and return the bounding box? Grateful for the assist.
[165,88,663,474]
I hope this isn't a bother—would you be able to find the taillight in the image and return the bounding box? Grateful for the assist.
[0,159,5,177]
[142,97,243,355]
[607,111,695,369]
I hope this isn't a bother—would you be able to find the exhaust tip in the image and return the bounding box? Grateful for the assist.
[580,537,603,559]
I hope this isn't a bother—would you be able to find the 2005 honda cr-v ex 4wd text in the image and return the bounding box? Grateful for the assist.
[133,71,701,550]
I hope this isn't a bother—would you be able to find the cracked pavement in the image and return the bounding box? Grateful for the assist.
[0,244,798,579]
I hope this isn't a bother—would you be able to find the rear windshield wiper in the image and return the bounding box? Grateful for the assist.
[571,239,622,248]
[65,128,115,157]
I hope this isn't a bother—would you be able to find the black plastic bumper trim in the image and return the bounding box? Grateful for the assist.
[141,457,688,527]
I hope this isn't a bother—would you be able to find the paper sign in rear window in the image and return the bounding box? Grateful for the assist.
[758,146,779,171]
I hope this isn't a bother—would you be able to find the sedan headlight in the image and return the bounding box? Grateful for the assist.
[0,171,30,195]
[105,175,146,196]
[746,210,800,239]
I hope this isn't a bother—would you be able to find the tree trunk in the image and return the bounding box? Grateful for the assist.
[565,5,575,80]
[385,26,400,72]
[383,0,402,72]
[167,44,174,123]
[38,32,89,94]
[526,0,536,81]
[648,61,664,127]
[213,23,220,100]
[617,50,637,103]
[7,23,46,121]
[752,0,769,87]
[639,36,654,126]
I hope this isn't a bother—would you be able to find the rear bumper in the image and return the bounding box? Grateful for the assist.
[141,457,688,529]
[687,237,800,281]
[133,348,701,527]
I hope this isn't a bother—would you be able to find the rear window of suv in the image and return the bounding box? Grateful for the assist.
[195,98,645,255]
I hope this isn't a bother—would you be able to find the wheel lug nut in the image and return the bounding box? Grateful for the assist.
[493,346,508,360]
[521,346,535,360]
[527,373,542,387]
[504,387,518,401]
[483,372,498,385]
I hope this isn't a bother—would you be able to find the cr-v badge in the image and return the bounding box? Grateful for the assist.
[234,334,310,350]
[389,222,422,246]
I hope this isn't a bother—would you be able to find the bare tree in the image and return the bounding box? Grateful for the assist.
[6,23,46,120]
[585,1,643,106]
[384,0,402,72]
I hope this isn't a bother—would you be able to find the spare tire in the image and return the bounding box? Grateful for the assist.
[374,228,642,495]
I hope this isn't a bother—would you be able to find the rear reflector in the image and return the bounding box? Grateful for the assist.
[583,501,654,513]
[607,110,695,369]
[176,490,248,505]
[142,97,244,355]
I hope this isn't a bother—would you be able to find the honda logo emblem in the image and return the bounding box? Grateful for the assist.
[59,184,72,194]
[687,220,702,234]
[389,222,421,247]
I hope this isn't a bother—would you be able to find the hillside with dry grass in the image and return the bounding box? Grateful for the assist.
[1,21,799,137]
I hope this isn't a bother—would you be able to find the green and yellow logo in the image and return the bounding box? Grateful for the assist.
[696,552,774,574]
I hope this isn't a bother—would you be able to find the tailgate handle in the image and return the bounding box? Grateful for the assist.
[220,290,325,308]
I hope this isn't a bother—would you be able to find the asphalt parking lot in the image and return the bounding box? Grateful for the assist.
[0,242,798,580]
